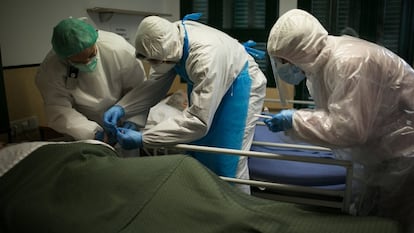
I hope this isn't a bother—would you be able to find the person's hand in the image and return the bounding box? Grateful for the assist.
[103,105,125,134]
[264,109,295,132]
[116,128,143,150]
[122,121,138,131]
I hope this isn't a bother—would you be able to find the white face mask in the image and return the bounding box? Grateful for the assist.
[277,63,306,85]
[151,62,176,74]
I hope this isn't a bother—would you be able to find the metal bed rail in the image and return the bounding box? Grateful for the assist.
[252,140,332,152]
[150,143,353,213]
[264,98,315,106]
[221,177,346,209]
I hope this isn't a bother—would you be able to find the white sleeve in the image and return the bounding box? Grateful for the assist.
[35,59,102,140]
[142,44,244,146]
[117,68,176,118]
[293,57,383,148]
[44,105,102,140]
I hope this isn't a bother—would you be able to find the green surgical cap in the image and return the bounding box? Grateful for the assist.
[52,18,98,58]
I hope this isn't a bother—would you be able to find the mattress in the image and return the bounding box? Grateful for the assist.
[249,125,346,189]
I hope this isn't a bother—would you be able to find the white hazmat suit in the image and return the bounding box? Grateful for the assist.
[117,15,267,193]
[268,9,414,230]
[36,30,147,140]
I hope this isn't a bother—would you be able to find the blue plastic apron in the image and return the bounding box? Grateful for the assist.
[174,13,253,178]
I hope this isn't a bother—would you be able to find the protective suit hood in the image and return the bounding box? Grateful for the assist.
[267,9,328,72]
[135,16,182,62]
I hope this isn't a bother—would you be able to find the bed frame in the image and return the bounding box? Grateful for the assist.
[145,97,354,213]
[149,143,354,213]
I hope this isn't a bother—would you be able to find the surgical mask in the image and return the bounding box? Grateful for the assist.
[71,56,98,73]
[277,63,306,85]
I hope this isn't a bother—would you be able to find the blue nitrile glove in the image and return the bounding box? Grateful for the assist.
[103,105,125,135]
[264,109,295,132]
[116,128,143,150]
[122,121,138,131]
[242,40,266,60]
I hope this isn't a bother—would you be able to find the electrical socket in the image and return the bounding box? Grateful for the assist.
[10,116,39,136]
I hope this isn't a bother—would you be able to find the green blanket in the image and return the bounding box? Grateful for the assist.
[0,143,402,233]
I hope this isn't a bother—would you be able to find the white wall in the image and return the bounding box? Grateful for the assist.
[0,0,180,67]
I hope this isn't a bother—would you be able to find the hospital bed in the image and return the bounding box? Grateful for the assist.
[144,96,353,212]
[0,141,403,233]
[249,124,351,210]
[169,140,353,213]
[139,143,402,232]
[245,98,351,208]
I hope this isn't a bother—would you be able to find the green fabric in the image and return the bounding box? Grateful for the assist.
[52,18,98,58]
[0,143,402,233]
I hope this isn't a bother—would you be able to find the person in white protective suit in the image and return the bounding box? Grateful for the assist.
[103,13,267,193]
[265,9,414,232]
[36,18,152,151]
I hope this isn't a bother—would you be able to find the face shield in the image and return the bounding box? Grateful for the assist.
[277,62,306,85]
[270,56,290,106]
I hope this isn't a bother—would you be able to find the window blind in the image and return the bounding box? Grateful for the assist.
[232,0,266,29]
[312,0,331,30]
[336,0,351,34]
[192,0,209,24]
[381,0,401,53]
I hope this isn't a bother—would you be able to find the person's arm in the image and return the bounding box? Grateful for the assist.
[44,105,102,140]
[141,44,246,146]
[292,58,382,148]
[117,50,149,128]
[117,68,176,118]
[35,57,102,140]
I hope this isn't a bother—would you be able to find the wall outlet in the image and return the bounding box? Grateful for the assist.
[10,116,39,136]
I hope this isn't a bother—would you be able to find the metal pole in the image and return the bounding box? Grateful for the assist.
[252,141,332,152]
[264,98,315,105]
[168,144,352,167]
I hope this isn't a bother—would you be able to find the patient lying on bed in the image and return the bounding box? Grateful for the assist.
[0,141,403,233]
[144,89,188,130]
